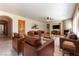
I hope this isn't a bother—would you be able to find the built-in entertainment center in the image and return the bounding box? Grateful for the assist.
[51,25,60,35]
[53,25,60,29]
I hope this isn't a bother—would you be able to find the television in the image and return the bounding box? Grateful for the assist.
[53,25,60,29]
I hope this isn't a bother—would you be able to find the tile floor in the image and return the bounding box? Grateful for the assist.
[0,35,63,56]
[54,36,63,56]
[0,35,18,56]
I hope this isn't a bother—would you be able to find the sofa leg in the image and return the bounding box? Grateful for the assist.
[17,52,19,55]
[62,50,64,56]
[62,52,64,56]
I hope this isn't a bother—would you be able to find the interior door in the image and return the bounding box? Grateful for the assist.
[18,20,25,33]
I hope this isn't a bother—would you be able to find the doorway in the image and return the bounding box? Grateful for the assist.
[0,16,12,38]
[18,20,25,33]
[0,24,4,35]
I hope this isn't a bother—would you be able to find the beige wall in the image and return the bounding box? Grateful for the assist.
[65,19,72,30]
[0,11,47,35]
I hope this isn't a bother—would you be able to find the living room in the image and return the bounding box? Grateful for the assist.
[0,3,79,56]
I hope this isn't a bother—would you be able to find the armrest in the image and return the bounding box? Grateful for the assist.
[60,37,79,43]
[43,38,50,41]
[36,39,54,52]
[18,37,25,40]
[23,41,37,56]
[64,38,79,43]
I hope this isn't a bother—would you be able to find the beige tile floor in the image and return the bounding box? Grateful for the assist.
[0,35,63,56]
[0,35,18,56]
[53,36,63,56]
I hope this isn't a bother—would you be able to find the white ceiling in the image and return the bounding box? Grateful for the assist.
[0,3,76,21]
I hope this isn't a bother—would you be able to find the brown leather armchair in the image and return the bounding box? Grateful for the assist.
[22,35,54,56]
[60,35,79,56]
[12,33,24,55]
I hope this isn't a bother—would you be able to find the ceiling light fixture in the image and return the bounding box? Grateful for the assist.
[46,17,53,22]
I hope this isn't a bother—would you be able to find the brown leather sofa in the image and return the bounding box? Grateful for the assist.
[12,33,25,55]
[22,35,54,56]
[60,34,79,55]
[22,41,37,56]
[36,39,54,56]
[27,30,45,36]
[12,31,45,55]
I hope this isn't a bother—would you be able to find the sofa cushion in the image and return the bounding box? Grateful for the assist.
[63,41,75,49]
[69,34,78,40]
[25,35,41,47]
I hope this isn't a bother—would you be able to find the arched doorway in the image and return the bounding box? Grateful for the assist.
[0,16,12,38]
